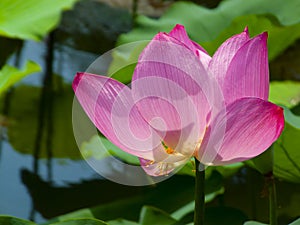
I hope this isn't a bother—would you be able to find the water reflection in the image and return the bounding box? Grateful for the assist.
[0,3,120,220]
[20,166,195,221]
[0,140,95,222]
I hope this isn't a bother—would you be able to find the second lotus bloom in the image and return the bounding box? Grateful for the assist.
[73,24,284,176]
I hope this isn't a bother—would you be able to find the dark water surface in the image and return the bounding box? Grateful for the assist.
[0,141,96,222]
[0,1,132,221]
[0,37,100,222]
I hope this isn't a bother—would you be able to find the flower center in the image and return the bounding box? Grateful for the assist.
[165,147,175,154]
[162,141,176,155]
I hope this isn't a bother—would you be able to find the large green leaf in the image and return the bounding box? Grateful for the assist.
[214,163,244,178]
[244,221,267,225]
[201,14,300,60]
[269,81,300,108]
[119,0,300,45]
[50,219,108,225]
[0,215,36,225]
[171,201,195,221]
[290,218,300,225]
[171,187,224,221]
[246,81,300,175]
[247,107,300,183]
[107,219,139,225]
[0,0,78,40]
[273,108,300,183]
[53,209,94,223]
[0,61,41,96]
[110,1,300,83]
[245,147,273,175]
[139,206,177,225]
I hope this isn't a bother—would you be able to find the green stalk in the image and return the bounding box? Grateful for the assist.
[194,157,205,225]
[268,175,278,225]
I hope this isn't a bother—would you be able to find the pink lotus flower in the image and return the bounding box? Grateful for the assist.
[73,24,284,176]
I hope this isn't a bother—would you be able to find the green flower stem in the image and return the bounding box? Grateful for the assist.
[268,174,278,225]
[194,157,205,225]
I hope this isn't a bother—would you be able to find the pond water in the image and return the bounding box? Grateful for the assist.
[0,139,96,222]
[0,1,133,221]
[0,37,102,222]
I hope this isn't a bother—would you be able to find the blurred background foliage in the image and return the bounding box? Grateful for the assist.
[0,0,299,225]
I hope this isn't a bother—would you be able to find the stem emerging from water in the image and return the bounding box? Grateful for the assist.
[268,174,278,225]
[194,157,205,225]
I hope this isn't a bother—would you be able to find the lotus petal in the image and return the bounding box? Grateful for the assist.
[199,97,284,165]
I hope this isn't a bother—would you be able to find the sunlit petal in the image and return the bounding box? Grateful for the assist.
[131,32,222,152]
[199,97,284,165]
[222,32,269,104]
[169,24,209,54]
[208,27,249,87]
[73,72,162,160]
